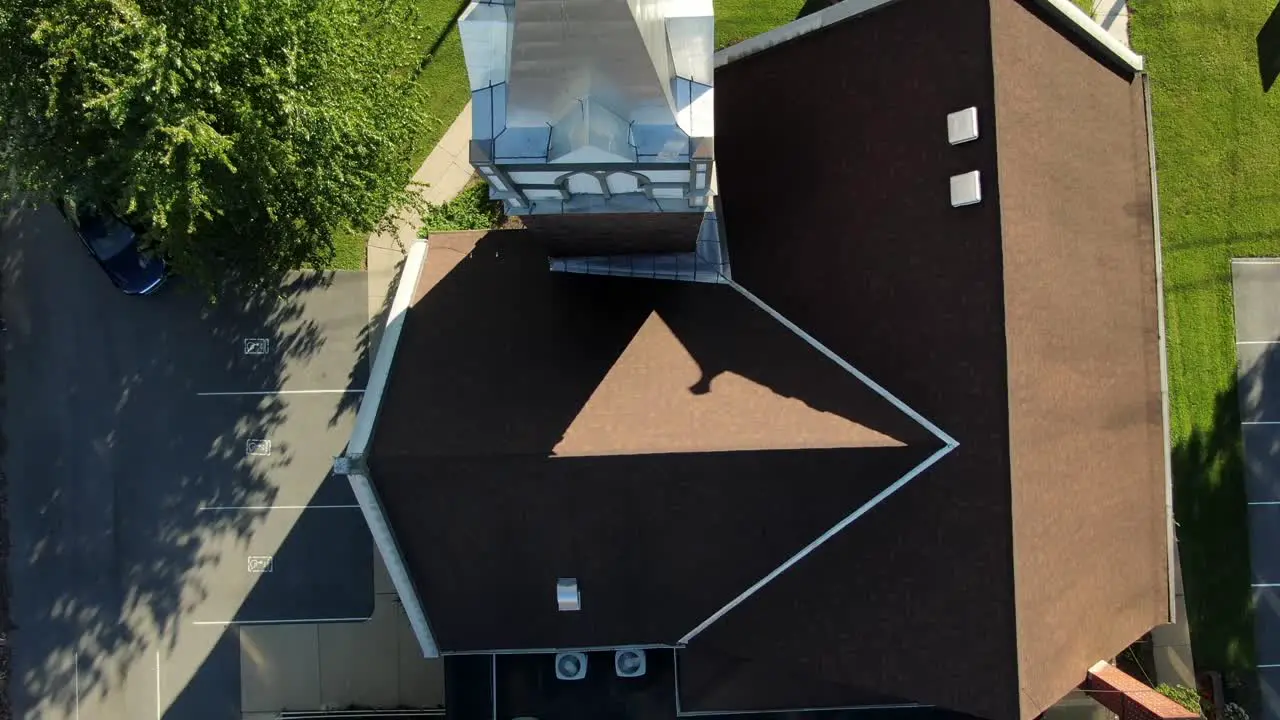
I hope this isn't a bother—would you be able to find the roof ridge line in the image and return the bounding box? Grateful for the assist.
[723,279,958,447]
[674,279,960,645]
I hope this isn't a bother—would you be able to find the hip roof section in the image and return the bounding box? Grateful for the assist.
[368,230,947,651]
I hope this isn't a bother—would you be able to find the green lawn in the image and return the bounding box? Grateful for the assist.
[1131,0,1280,700]
[329,0,474,268]
[1072,0,1099,17]
[716,0,807,47]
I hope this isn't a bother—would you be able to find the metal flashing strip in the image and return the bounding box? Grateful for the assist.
[677,281,959,645]
[1033,0,1144,73]
[445,642,678,656]
[499,161,689,173]
[714,0,902,68]
[340,240,440,658]
[713,0,1142,75]
[677,704,932,717]
[1143,73,1176,625]
[550,208,727,283]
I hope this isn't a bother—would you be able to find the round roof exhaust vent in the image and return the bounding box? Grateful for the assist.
[614,648,647,678]
[555,652,588,681]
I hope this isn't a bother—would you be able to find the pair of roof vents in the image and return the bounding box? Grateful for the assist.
[554,649,648,680]
[947,107,982,208]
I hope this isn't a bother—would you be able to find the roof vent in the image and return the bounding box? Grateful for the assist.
[947,107,979,145]
[950,171,982,208]
[556,578,580,611]
[555,652,588,681]
[615,648,647,678]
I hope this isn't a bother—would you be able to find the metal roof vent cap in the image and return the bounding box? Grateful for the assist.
[555,652,588,681]
[556,578,580,612]
[950,170,982,208]
[947,107,979,145]
[615,648,647,678]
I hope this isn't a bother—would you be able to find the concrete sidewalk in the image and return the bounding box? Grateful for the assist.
[367,102,476,336]
[1091,0,1131,47]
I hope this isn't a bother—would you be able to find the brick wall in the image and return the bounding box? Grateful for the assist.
[1084,662,1199,720]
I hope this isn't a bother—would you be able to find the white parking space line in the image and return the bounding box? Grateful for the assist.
[74,653,79,720]
[196,389,366,397]
[1245,421,1280,426]
[1240,340,1280,345]
[155,651,161,720]
[1256,583,1280,588]
[1233,259,1280,265]
[197,504,360,512]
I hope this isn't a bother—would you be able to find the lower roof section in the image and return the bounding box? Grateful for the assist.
[445,650,990,720]
[368,229,943,652]
[676,644,916,714]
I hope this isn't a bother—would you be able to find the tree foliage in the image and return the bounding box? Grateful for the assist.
[0,0,433,289]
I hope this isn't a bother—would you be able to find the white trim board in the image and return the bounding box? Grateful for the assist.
[1142,74,1177,626]
[338,240,440,658]
[1033,0,1143,72]
[347,241,427,456]
[713,0,1143,75]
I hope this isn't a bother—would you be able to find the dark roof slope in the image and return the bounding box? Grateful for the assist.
[710,0,1168,718]
[369,230,942,651]
[710,0,1017,717]
[989,0,1169,711]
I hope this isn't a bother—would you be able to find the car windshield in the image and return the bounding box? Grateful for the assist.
[78,212,136,260]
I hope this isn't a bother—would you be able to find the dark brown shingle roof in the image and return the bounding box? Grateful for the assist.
[369,229,943,652]
[704,0,1168,717]
[365,0,1169,716]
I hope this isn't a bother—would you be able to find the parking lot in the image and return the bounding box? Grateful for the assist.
[1,203,379,718]
[1232,259,1280,720]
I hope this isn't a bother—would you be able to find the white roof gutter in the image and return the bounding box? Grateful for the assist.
[713,0,1143,75]
[335,240,439,657]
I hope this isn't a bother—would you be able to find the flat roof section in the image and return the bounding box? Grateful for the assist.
[367,230,944,652]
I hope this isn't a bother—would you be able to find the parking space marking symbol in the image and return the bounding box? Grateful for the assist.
[246,439,271,456]
[243,338,270,355]
[247,556,274,573]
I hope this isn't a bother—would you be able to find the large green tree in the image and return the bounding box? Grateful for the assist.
[0,0,430,289]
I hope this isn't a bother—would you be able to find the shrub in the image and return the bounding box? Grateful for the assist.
[1156,683,1203,715]
[419,181,506,234]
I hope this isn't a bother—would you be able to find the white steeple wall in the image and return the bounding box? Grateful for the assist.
[461,0,716,215]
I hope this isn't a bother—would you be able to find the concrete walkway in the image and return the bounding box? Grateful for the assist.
[1152,543,1197,688]
[367,102,476,336]
[1091,0,1131,47]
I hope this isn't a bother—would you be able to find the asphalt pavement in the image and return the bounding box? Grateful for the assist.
[1232,259,1280,720]
[0,203,372,719]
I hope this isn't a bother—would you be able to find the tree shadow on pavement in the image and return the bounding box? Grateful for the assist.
[1172,338,1278,714]
[0,203,364,718]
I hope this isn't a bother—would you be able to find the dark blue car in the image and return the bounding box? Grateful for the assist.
[57,200,168,295]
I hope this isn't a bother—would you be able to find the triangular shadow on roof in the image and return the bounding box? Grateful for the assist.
[373,229,938,461]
